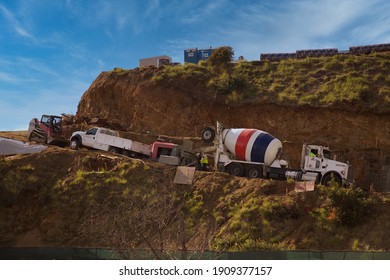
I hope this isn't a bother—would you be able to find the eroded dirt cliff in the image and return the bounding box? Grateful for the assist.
[75,66,390,190]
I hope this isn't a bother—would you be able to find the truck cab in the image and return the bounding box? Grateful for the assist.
[81,127,98,148]
[79,127,120,150]
[71,127,119,150]
[302,144,354,186]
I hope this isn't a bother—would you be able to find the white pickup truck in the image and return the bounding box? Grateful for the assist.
[70,127,197,166]
[70,127,151,157]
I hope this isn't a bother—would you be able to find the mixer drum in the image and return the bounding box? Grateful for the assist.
[222,128,282,166]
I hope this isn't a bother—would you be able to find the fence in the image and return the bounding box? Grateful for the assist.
[259,42,390,61]
[1,247,390,260]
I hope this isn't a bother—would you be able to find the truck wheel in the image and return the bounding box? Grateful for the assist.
[109,147,120,154]
[322,173,341,187]
[246,166,261,178]
[228,163,244,177]
[201,127,216,143]
[70,139,80,150]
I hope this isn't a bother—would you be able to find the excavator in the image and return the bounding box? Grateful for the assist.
[27,115,69,147]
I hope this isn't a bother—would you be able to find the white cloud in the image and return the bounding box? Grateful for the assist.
[186,0,390,60]
[144,0,160,19]
[16,57,61,78]
[0,72,19,83]
[349,1,390,43]
[0,4,35,40]
[0,71,39,84]
[0,77,88,131]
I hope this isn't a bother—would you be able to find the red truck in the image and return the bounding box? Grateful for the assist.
[27,115,69,147]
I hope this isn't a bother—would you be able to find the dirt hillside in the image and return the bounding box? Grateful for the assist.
[75,60,390,190]
[1,147,390,253]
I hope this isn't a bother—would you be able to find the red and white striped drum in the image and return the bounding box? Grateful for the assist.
[222,128,282,166]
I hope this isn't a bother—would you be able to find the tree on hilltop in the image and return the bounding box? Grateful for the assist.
[208,46,234,76]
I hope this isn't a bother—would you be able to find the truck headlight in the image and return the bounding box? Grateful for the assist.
[341,170,346,175]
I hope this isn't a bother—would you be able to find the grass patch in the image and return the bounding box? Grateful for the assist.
[153,64,209,82]
[150,52,390,112]
[210,183,381,252]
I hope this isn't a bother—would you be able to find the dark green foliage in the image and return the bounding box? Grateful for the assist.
[207,46,234,75]
[0,162,40,207]
[326,186,376,226]
[211,194,303,251]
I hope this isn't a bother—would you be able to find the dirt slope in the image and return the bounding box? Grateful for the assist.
[76,68,390,143]
[75,65,390,190]
[1,148,390,253]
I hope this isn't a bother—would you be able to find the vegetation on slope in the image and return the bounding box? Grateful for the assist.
[1,150,389,254]
[211,185,379,252]
[150,50,390,113]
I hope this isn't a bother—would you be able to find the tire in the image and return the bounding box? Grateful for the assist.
[228,162,244,177]
[201,127,216,143]
[246,166,261,178]
[109,147,120,154]
[322,173,342,187]
[70,138,80,150]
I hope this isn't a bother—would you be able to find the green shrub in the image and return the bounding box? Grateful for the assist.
[327,186,375,226]
[379,87,390,102]
[208,72,232,94]
[111,67,127,74]
[0,163,37,207]
[182,191,205,219]
[210,195,302,251]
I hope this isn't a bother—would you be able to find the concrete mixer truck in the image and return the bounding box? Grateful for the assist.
[200,122,354,186]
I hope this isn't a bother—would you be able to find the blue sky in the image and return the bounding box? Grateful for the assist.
[1,0,390,131]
